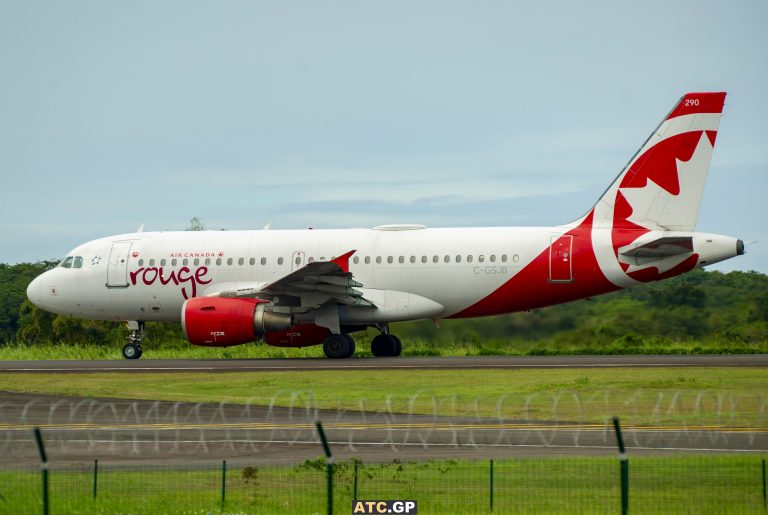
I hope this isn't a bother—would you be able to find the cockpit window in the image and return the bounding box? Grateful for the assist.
[60,257,74,268]
[73,256,83,269]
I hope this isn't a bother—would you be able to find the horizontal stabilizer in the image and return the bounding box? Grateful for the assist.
[619,236,693,259]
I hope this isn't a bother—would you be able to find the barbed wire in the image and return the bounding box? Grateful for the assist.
[0,390,765,462]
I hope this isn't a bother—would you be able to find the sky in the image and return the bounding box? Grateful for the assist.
[1,0,766,273]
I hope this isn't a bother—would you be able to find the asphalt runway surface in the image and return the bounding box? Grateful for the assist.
[2,354,767,373]
[2,391,765,466]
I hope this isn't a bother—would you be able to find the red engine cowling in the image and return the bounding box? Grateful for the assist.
[182,297,294,347]
[264,324,331,348]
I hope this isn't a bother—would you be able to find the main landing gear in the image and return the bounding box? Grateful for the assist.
[123,321,144,360]
[371,333,402,357]
[323,334,356,359]
[321,325,402,359]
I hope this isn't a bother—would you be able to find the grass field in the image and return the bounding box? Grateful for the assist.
[1,455,765,514]
[2,335,767,361]
[1,367,765,427]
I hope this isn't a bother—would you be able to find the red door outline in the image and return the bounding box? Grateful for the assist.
[549,235,573,283]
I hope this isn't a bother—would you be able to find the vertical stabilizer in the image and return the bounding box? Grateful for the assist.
[592,92,726,232]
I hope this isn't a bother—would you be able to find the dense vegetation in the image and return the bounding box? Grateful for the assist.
[1,261,766,355]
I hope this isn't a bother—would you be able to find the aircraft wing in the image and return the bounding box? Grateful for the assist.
[619,236,694,259]
[205,250,374,308]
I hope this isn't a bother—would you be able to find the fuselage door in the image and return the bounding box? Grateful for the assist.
[549,234,573,283]
[291,251,305,271]
[106,241,132,287]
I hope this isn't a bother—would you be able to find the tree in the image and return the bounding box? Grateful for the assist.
[186,217,206,231]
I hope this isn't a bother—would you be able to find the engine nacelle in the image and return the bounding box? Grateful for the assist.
[264,324,331,348]
[182,297,294,347]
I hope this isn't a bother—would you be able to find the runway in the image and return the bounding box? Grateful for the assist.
[2,354,767,373]
[1,392,765,466]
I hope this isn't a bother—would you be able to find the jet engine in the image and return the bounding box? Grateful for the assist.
[182,297,294,347]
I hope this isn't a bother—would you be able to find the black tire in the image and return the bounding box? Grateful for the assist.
[391,335,402,357]
[122,343,142,360]
[323,334,353,359]
[371,334,397,357]
[342,334,356,358]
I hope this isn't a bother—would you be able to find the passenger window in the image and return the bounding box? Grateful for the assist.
[238,258,245,266]
[73,256,83,269]
[261,257,267,265]
[421,256,427,263]
[227,258,233,265]
[295,256,301,265]
[467,255,473,263]
[138,259,144,266]
[456,255,461,263]
[205,258,211,266]
[490,255,496,263]
[387,256,393,264]
[444,255,450,263]
[183,258,189,266]
[432,256,439,263]
[249,258,255,265]
[172,259,178,266]
[160,259,167,266]
[501,255,508,263]
[353,256,360,264]
[376,256,382,264]
[308,257,315,263]
[399,256,404,264]
[410,256,416,264]
[365,256,371,264]
[277,257,284,265]
[149,259,155,266]
[194,258,200,266]
[479,255,485,263]
[216,258,222,266]
[513,254,520,263]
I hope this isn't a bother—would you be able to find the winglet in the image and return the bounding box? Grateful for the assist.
[331,250,356,273]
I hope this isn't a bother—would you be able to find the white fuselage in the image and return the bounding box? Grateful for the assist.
[26,224,741,325]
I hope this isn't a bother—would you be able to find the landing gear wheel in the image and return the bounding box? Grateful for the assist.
[371,334,398,357]
[122,343,142,360]
[323,334,354,359]
[342,334,356,358]
[391,335,402,357]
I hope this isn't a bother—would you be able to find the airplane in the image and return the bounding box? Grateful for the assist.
[26,92,744,359]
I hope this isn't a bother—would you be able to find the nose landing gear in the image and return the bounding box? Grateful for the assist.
[122,321,144,360]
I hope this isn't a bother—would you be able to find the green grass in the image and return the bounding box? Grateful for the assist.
[3,332,767,361]
[1,367,765,427]
[1,455,765,514]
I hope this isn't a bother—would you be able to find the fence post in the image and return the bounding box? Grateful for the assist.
[762,458,766,510]
[93,459,98,499]
[353,459,358,500]
[316,421,333,515]
[612,417,629,515]
[33,428,49,515]
[490,459,494,512]
[221,459,227,510]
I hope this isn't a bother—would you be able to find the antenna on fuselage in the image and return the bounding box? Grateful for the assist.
[136,223,145,233]
[262,221,271,230]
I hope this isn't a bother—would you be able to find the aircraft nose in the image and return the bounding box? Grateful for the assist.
[26,274,44,308]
